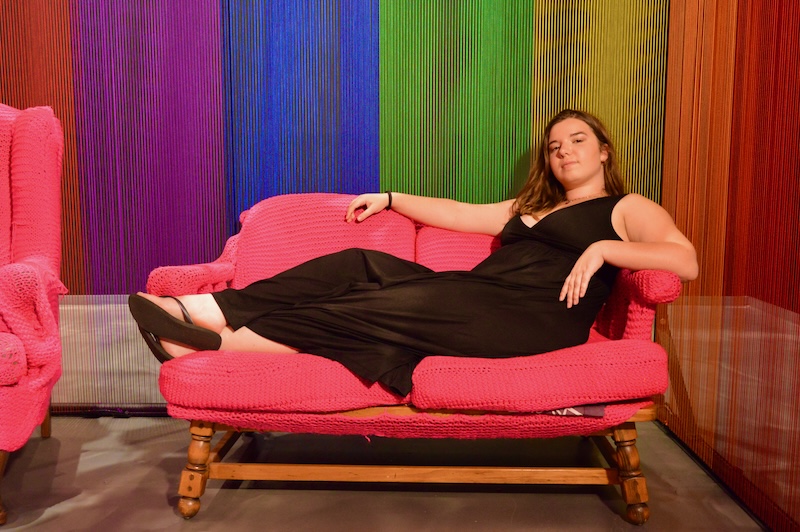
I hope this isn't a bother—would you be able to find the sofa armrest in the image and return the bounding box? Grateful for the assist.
[146,261,236,295]
[594,269,682,341]
[622,269,682,306]
[146,234,238,295]
[0,258,65,367]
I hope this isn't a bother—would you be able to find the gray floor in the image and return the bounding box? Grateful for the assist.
[2,417,763,531]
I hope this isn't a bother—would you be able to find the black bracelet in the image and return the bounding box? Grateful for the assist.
[385,191,393,210]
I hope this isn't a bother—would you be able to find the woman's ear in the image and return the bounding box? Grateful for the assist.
[600,144,609,163]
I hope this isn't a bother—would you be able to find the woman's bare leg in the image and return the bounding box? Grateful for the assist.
[219,326,299,354]
[135,292,298,358]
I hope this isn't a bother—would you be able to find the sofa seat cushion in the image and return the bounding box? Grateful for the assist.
[0,333,26,386]
[410,339,668,412]
[159,351,408,413]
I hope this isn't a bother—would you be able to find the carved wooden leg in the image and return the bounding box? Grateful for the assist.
[612,422,650,525]
[0,450,9,525]
[177,421,215,519]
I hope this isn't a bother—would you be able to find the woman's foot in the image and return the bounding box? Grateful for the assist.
[128,293,226,362]
[134,293,227,333]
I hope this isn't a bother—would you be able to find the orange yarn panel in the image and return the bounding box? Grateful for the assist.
[660,1,799,529]
[0,0,84,293]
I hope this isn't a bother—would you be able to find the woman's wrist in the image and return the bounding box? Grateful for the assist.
[385,191,393,210]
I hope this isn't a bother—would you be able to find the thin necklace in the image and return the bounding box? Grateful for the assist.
[563,189,607,205]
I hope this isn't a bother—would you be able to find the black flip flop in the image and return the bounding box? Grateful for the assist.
[128,294,222,352]
[137,326,174,364]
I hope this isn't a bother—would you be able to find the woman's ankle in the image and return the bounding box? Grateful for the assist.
[183,294,227,333]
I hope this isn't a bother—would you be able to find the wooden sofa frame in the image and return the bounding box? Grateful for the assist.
[177,406,656,524]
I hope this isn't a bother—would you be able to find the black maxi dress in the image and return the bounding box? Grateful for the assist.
[212,195,626,396]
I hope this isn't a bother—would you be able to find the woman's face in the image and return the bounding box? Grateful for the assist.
[546,117,608,190]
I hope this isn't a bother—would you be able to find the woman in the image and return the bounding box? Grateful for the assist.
[129,109,698,396]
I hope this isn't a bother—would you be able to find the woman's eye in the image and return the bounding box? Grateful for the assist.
[550,145,560,153]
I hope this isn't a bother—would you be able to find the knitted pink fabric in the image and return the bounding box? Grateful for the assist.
[159,351,408,411]
[231,193,417,289]
[0,333,25,386]
[147,234,238,295]
[415,226,499,271]
[151,193,681,439]
[166,400,651,439]
[594,269,681,340]
[410,340,668,411]
[0,106,15,266]
[0,104,65,452]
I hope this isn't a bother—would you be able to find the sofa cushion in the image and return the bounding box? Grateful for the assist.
[0,333,26,386]
[409,339,668,412]
[159,351,408,412]
[232,193,417,288]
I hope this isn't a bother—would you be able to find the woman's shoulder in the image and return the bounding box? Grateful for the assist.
[614,193,682,241]
[615,193,664,213]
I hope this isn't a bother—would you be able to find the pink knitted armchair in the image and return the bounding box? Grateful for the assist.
[0,104,66,525]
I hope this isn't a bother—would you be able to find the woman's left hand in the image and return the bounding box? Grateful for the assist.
[346,193,389,223]
[560,242,606,308]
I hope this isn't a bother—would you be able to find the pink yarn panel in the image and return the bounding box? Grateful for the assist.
[232,193,417,288]
[415,226,499,271]
[166,400,650,440]
[410,339,668,411]
[159,351,407,412]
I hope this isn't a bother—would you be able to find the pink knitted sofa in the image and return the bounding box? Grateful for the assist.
[0,104,65,525]
[147,193,681,525]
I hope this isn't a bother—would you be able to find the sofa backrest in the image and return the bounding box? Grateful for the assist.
[232,193,417,289]
[228,193,678,341]
[415,226,499,271]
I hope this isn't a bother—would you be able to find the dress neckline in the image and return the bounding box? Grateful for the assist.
[519,195,615,229]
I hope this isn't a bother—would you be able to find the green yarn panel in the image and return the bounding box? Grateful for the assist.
[380,0,669,204]
[531,1,670,201]
[380,0,535,203]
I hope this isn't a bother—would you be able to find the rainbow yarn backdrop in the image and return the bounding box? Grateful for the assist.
[1,0,669,295]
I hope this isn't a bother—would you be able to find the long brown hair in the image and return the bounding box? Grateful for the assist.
[513,109,625,216]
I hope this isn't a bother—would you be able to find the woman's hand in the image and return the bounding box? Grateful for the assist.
[346,193,390,223]
[560,242,606,308]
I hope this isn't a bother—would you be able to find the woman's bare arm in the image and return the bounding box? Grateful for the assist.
[560,194,698,308]
[346,192,515,236]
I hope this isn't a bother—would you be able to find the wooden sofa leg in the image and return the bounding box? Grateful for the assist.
[177,421,215,519]
[1,450,9,525]
[613,423,650,525]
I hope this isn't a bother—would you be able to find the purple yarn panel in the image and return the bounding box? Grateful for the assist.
[71,0,225,294]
